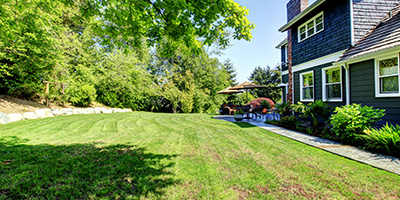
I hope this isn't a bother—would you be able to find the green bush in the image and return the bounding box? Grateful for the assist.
[330,104,385,143]
[275,102,292,116]
[292,100,331,135]
[260,100,271,109]
[66,83,97,107]
[279,116,300,131]
[363,123,400,157]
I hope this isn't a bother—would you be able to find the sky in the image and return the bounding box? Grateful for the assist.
[218,0,317,83]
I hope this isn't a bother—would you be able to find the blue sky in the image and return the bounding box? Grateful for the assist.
[218,0,317,83]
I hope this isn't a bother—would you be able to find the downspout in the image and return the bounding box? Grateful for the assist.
[344,64,350,105]
[349,0,355,46]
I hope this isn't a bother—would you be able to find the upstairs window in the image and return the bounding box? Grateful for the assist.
[375,56,400,97]
[298,12,324,42]
[300,71,314,102]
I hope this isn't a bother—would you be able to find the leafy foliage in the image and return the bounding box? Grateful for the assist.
[260,100,271,109]
[275,102,292,116]
[292,100,332,135]
[1,0,252,112]
[79,0,255,53]
[66,82,96,107]
[363,123,400,157]
[222,59,239,104]
[248,66,281,103]
[278,116,301,131]
[330,104,385,142]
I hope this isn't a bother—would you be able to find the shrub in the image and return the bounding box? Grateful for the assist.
[363,123,400,157]
[260,100,271,109]
[234,109,244,115]
[66,83,97,107]
[330,104,385,143]
[292,100,331,135]
[275,102,292,116]
[279,116,300,130]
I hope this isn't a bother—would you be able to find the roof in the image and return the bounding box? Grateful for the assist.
[275,38,288,49]
[352,0,400,43]
[337,4,400,62]
[279,0,326,32]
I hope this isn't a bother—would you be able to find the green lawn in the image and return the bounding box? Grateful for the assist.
[1,112,399,199]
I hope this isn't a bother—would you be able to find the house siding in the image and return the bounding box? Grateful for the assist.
[293,63,347,107]
[282,87,287,103]
[291,0,351,66]
[350,59,400,125]
[282,74,289,83]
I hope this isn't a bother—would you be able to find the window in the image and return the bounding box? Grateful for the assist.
[300,71,314,101]
[375,56,400,97]
[298,12,324,42]
[322,66,342,101]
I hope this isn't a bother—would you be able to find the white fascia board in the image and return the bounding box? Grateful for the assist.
[276,38,288,49]
[292,50,346,73]
[279,0,327,32]
[282,70,289,75]
[335,46,400,66]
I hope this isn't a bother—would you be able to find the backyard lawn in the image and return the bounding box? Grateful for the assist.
[1,112,399,199]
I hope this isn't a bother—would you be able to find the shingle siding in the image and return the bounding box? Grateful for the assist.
[350,59,400,125]
[339,5,400,61]
[352,0,400,43]
[291,0,351,66]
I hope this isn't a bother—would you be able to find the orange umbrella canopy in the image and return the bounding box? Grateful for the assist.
[246,98,275,108]
[229,82,266,90]
[217,87,244,94]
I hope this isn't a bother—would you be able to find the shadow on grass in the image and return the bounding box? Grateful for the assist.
[233,122,257,128]
[0,136,179,199]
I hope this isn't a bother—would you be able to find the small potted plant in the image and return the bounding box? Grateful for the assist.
[234,110,244,121]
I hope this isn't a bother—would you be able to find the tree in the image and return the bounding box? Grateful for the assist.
[248,66,281,103]
[222,59,239,104]
[77,0,255,54]
[150,42,229,113]
[222,59,238,87]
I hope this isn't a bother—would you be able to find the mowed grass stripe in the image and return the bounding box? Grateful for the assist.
[1,112,400,199]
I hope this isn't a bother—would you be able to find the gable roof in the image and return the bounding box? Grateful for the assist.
[337,4,400,62]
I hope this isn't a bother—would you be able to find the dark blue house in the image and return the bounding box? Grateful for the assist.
[277,0,400,124]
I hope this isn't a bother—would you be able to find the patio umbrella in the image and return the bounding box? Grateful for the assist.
[217,87,244,94]
[229,82,266,103]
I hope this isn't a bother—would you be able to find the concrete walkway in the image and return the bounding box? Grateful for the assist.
[214,115,400,176]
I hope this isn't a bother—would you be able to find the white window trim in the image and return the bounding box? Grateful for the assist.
[300,71,314,102]
[375,54,400,98]
[298,12,324,43]
[322,66,343,102]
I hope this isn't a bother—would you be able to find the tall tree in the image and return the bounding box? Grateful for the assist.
[248,66,281,103]
[77,0,255,54]
[222,59,238,87]
[222,59,239,104]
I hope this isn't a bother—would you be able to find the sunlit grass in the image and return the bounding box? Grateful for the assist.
[1,112,399,199]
